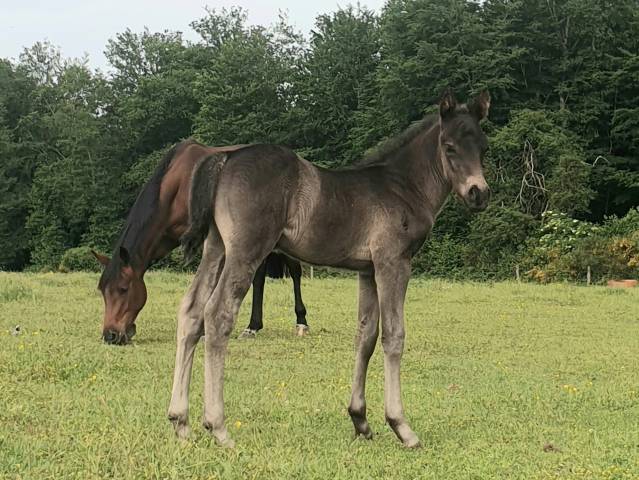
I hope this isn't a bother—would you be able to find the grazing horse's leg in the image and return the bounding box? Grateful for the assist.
[348,272,379,439]
[239,260,267,338]
[282,256,308,336]
[168,232,225,439]
[375,257,420,448]
[202,252,266,447]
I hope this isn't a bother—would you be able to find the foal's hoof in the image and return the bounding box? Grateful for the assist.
[402,434,421,449]
[353,427,374,440]
[204,423,236,448]
[216,436,236,449]
[169,417,192,440]
[238,328,257,339]
[296,324,309,337]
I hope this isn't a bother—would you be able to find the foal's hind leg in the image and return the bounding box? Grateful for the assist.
[201,251,269,447]
[238,260,267,338]
[348,272,379,439]
[168,232,224,439]
[283,256,309,336]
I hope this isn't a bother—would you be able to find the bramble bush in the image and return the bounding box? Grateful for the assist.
[524,209,639,283]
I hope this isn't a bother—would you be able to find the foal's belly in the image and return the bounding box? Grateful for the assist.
[278,224,373,272]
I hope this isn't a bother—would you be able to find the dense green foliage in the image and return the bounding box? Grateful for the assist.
[2,273,639,478]
[1,1,638,281]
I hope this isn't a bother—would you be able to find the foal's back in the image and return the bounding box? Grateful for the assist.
[216,144,403,271]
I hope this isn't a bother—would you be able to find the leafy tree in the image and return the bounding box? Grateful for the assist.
[0,0,638,279]
[193,10,304,146]
[292,6,380,166]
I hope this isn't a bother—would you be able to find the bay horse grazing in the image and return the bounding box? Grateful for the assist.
[168,90,491,448]
[92,140,309,345]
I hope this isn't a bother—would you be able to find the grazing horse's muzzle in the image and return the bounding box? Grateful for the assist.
[103,330,121,344]
[466,185,490,212]
[103,324,136,345]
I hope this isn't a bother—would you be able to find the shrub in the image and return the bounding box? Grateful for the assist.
[58,247,101,273]
[464,205,537,279]
[413,234,467,279]
[149,248,196,272]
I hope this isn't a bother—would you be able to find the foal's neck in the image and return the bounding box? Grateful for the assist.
[387,123,451,221]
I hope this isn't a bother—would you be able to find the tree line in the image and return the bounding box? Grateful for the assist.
[1,0,638,281]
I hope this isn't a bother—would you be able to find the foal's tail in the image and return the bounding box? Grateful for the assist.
[181,153,227,264]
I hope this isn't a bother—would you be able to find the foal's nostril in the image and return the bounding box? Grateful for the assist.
[103,330,118,344]
[469,185,480,204]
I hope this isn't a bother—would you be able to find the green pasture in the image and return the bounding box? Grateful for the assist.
[1,272,638,479]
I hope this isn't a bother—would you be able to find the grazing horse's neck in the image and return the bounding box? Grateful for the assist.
[118,184,184,276]
[137,226,179,274]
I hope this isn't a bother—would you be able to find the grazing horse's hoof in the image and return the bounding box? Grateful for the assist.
[296,324,309,337]
[238,328,257,339]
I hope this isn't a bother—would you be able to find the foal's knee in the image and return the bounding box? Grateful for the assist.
[381,330,405,357]
[177,307,204,341]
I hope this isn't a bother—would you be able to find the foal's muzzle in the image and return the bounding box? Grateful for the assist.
[466,185,490,212]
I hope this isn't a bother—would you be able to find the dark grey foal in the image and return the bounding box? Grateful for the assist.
[167,89,491,448]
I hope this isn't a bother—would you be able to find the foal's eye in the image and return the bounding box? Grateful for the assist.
[118,287,129,294]
[445,144,457,156]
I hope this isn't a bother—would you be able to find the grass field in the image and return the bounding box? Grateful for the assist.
[1,272,638,479]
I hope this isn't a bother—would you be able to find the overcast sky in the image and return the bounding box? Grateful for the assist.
[1,0,386,72]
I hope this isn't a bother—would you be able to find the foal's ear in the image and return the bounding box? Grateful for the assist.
[470,90,491,121]
[91,249,110,267]
[439,88,458,120]
[119,246,131,266]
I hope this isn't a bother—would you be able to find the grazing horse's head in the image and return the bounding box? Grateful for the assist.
[92,247,146,345]
[438,89,491,212]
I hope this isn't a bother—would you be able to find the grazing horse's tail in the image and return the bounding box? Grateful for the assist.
[265,252,287,279]
[182,153,227,264]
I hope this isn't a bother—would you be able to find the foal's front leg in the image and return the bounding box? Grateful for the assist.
[375,258,420,448]
[348,272,379,438]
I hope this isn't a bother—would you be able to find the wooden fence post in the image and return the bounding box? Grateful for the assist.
[587,266,591,286]
[515,265,520,283]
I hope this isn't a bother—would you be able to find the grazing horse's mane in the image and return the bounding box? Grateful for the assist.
[98,139,201,290]
[356,114,440,167]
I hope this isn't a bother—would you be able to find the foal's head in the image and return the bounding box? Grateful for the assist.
[438,89,491,212]
[92,247,147,345]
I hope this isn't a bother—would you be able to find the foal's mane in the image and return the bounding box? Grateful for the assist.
[356,114,439,167]
[99,139,200,289]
